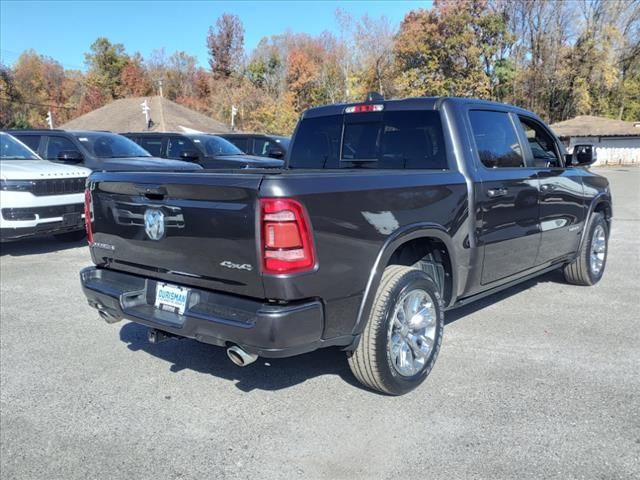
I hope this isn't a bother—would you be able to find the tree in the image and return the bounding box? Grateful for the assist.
[84,37,129,98]
[207,14,245,78]
[120,52,153,97]
[394,0,510,98]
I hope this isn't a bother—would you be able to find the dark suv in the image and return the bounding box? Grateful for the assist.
[217,133,290,159]
[123,132,283,168]
[4,129,198,171]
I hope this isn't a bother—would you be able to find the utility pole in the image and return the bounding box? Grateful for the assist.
[157,79,163,98]
[141,100,151,129]
[231,105,238,131]
[46,111,54,129]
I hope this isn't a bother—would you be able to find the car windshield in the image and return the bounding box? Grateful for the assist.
[73,132,151,158]
[192,135,243,156]
[0,133,40,161]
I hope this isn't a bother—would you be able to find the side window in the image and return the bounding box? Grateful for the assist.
[517,117,562,167]
[138,137,163,157]
[253,138,274,156]
[13,135,41,152]
[44,136,77,160]
[469,110,524,168]
[166,137,195,159]
[226,137,249,153]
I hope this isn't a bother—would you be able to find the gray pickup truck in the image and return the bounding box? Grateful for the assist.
[80,96,612,395]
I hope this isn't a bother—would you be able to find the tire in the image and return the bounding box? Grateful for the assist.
[348,265,444,395]
[53,230,86,242]
[564,212,608,286]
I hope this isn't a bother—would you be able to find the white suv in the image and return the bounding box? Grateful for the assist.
[0,132,91,242]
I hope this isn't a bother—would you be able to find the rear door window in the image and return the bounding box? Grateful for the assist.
[13,134,42,152]
[44,136,77,160]
[289,110,447,169]
[138,137,163,157]
[468,110,524,168]
[225,137,249,153]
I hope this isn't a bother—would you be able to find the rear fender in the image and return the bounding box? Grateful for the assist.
[351,223,456,335]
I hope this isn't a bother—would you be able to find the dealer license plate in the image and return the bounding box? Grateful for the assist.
[154,283,190,315]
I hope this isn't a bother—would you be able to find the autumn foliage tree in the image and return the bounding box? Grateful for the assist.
[207,14,245,78]
[1,3,638,131]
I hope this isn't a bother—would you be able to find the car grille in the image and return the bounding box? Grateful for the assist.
[2,203,84,220]
[31,178,86,196]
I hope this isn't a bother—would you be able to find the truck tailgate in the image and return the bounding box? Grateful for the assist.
[89,171,266,298]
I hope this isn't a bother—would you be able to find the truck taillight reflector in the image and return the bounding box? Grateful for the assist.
[260,198,315,274]
[84,188,93,245]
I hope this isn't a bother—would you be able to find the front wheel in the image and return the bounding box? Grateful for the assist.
[348,265,444,395]
[564,212,608,286]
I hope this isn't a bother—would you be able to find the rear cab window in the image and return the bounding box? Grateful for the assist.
[288,109,448,170]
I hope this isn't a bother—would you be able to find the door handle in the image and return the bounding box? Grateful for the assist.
[487,187,508,198]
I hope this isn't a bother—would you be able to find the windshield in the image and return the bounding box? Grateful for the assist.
[73,132,151,158]
[192,135,243,156]
[0,133,40,161]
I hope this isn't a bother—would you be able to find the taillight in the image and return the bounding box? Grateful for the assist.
[84,188,93,245]
[260,198,315,274]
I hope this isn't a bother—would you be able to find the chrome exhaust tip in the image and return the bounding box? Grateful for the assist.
[226,345,258,367]
[98,309,121,324]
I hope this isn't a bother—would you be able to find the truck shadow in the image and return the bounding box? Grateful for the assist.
[119,322,361,393]
[444,269,565,324]
[118,268,567,394]
[0,237,87,257]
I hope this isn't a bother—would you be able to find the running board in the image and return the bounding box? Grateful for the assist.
[449,263,563,310]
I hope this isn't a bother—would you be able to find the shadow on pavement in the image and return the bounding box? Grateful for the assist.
[119,321,362,393]
[0,236,87,257]
[445,268,566,324]
[117,268,568,393]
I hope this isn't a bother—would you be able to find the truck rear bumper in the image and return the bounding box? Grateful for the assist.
[80,266,329,358]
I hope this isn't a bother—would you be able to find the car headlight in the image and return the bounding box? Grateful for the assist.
[0,180,34,192]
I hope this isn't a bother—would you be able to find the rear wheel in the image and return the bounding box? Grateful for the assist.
[348,265,444,395]
[564,212,608,286]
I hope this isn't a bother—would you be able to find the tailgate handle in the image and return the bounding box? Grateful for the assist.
[136,184,167,200]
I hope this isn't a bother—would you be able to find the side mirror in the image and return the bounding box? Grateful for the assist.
[57,150,83,163]
[267,147,285,159]
[180,150,200,161]
[569,144,597,166]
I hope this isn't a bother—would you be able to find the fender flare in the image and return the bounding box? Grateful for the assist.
[578,193,612,251]
[351,222,457,335]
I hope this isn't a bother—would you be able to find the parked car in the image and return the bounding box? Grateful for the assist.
[0,132,91,242]
[79,96,612,395]
[216,133,290,159]
[3,129,201,172]
[123,132,283,168]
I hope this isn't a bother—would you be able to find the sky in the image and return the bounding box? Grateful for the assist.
[0,0,430,70]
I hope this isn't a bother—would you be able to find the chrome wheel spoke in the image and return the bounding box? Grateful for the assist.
[387,287,438,377]
[589,225,606,275]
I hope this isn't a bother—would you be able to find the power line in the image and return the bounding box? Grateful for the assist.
[0,97,76,110]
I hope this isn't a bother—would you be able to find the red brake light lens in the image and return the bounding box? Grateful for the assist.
[344,104,384,113]
[84,188,93,245]
[260,198,315,274]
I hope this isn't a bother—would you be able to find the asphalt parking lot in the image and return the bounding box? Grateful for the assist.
[1,168,638,480]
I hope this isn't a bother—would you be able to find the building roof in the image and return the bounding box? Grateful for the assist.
[550,115,640,138]
[61,96,230,133]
